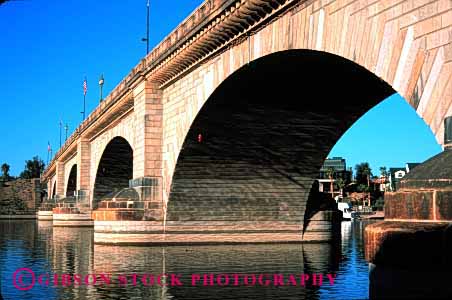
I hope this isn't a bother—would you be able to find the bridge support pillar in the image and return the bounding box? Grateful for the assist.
[92,81,166,243]
[131,80,165,220]
[366,221,452,299]
[365,122,452,299]
[76,139,90,195]
[55,161,65,198]
[128,177,164,220]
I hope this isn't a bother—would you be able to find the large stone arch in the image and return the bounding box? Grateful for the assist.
[161,0,451,208]
[164,49,398,233]
[92,136,134,206]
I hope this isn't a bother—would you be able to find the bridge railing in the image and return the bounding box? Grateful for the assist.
[39,196,58,211]
[42,0,273,180]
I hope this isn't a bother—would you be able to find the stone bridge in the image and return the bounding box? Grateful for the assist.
[41,0,452,244]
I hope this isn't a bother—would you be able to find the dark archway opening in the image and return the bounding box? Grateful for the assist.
[93,137,133,204]
[167,49,395,228]
[52,181,56,199]
[66,165,77,197]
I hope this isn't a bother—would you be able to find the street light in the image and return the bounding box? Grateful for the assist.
[64,123,69,141]
[59,119,63,148]
[98,74,104,102]
[142,0,150,54]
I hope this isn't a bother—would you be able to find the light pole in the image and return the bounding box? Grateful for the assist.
[99,74,104,102]
[64,123,69,141]
[82,77,87,120]
[141,0,150,54]
[59,119,62,148]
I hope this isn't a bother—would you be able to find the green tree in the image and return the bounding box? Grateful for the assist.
[355,162,372,186]
[1,163,10,180]
[325,167,335,198]
[336,177,346,196]
[355,162,372,206]
[378,166,388,192]
[20,156,45,179]
[379,166,388,180]
[357,184,368,193]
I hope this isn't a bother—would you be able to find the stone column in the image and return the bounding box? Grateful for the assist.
[76,138,91,206]
[55,162,65,198]
[132,80,164,221]
[47,179,53,199]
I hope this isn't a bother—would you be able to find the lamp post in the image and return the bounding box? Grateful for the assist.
[59,119,63,148]
[64,123,69,141]
[99,74,104,102]
[141,0,150,54]
[82,77,87,120]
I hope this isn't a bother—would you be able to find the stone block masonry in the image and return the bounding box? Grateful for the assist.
[0,178,42,214]
[39,0,451,244]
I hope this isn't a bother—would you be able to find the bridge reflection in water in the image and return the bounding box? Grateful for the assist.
[0,220,375,299]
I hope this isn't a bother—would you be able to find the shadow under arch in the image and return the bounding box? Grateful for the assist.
[93,136,133,206]
[66,164,77,197]
[166,49,395,234]
[52,181,56,199]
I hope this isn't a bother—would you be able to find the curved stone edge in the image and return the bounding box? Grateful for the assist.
[303,210,342,242]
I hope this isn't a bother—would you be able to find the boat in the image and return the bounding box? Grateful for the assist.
[337,202,352,220]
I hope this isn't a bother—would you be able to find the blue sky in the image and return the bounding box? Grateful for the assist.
[328,94,441,175]
[0,0,442,176]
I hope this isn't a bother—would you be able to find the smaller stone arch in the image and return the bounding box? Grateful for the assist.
[51,181,56,199]
[66,164,77,197]
[93,136,133,205]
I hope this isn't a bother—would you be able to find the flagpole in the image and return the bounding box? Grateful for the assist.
[82,77,87,120]
[142,0,150,54]
[146,0,150,54]
[59,120,62,148]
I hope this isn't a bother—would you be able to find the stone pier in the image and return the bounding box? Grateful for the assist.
[365,117,452,299]
[52,197,93,227]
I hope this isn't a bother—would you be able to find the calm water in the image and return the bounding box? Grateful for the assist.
[0,220,375,300]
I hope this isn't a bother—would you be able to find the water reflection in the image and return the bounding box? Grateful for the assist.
[93,243,339,300]
[0,220,374,300]
[318,220,373,299]
[52,227,94,300]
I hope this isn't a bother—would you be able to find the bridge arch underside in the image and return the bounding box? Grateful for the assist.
[51,181,56,199]
[167,50,395,239]
[66,165,77,197]
[93,137,133,205]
